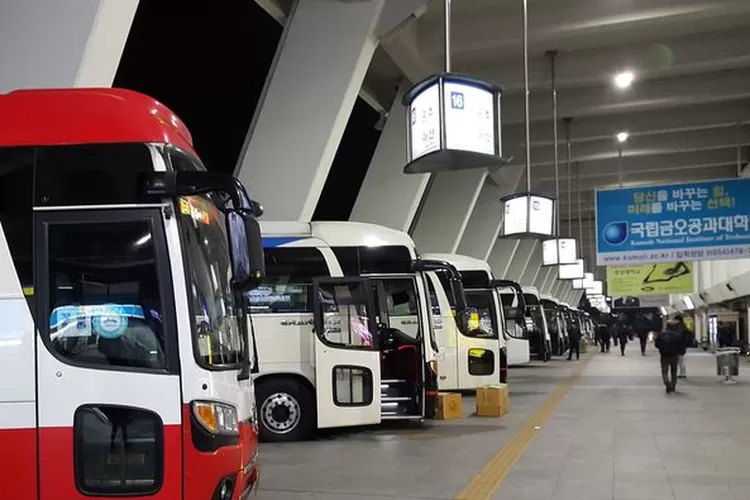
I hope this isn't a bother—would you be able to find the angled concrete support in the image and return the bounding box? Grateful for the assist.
[504,240,536,283]
[534,266,554,289]
[0,0,138,91]
[457,166,524,261]
[520,243,542,286]
[410,170,488,253]
[489,239,520,279]
[236,0,385,220]
[541,269,558,295]
[350,82,430,232]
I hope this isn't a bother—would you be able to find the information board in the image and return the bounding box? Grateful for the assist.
[606,262,693,297]
[409,84,440,160]
[596,178,750,265]
[558,259,584,279]
[443,82,495,155]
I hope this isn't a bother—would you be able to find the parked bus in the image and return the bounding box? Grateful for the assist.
[249,221,483,442]
[422,253,530,388]
[541,295,569,356]
[0,88,264,499]
[522,286,552,361]
[492,279,532,367]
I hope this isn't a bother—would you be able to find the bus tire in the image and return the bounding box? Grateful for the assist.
[256,377,315,442]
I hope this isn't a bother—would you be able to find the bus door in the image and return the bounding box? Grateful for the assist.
[34,209,183,499]
[312,277,381,429]
[459,289,501,389]
[425,272,458,390]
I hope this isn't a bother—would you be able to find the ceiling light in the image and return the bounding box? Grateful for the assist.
[616,131,629,143]
[613,71,635,89]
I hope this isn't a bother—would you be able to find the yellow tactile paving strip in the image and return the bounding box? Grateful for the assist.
[455,355,593,500]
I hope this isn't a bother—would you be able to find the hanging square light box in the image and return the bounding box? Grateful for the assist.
[402,74,509,174]
[581,272,595,290]
[558,258,585,280]
[500,193,555,237]
[572,278,584,290]
[587,280,604,296]
[542,238,578,266]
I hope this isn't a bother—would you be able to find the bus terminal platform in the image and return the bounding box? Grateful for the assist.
[256,347,750,500]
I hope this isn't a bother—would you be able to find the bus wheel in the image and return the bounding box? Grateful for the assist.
[256,378,315,442]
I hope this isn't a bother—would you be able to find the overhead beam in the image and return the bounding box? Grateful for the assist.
[504,127,750,168]
[459,27,750,92]
[418,0,750,62]
[500,68,750,125]
[503,101,750,147]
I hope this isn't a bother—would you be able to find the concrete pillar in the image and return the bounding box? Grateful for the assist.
[504,240,535,283]
[534,266,554,289]
[489,239,519,279]
[350,83,430,232]
[457,166,524,261]
[0,0,138,92]
[520,242,542,286]
[236,0,385,220]
[410,170,488,254]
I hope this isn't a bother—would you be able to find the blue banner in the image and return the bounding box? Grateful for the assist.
[596,178,750,265]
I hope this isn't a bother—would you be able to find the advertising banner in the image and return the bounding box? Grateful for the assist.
[606,262,693,297]
[595,178,750,265]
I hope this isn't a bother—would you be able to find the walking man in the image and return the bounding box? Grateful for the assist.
[567,319,582,361]
[636,313,650,356]
[655,321,682,393]
[674,315,692,379]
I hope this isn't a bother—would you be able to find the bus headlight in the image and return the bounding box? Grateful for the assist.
[193,401,240,436]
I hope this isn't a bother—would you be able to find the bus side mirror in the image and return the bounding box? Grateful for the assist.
[226,211,266,289]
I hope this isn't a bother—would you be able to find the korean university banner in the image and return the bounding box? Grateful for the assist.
[606,262,693,297]
[595,178,750,265]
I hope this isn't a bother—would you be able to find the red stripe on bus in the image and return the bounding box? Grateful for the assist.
[0,427,37,499]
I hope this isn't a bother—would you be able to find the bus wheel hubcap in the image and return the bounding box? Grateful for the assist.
[261,392,301,433]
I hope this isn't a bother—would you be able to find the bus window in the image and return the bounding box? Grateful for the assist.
[247,247,329,314]
[45,219,168,371]
[464,290,498,339]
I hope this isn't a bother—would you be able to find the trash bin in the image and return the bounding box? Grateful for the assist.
[716,347,740,383]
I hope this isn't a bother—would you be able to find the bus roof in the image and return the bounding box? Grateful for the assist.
[260,221,417,253]
[421,253,492,274]
[0,88,194,153]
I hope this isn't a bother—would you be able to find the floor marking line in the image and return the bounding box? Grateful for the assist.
[454,356,593,500]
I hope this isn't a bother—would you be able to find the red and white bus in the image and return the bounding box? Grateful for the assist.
[0,88,265,499]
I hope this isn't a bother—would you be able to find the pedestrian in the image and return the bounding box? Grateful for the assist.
[636,314,650,356]
[674,315,692,379]
[596,323,611,352]
[567,319,582,360]
[617,324,629,356]
[655,321,683,393]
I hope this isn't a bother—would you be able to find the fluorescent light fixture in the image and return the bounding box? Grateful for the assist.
[616,131,629,143]
[660,306,668,316]
[613,70,635,89]
[683,296,695,310]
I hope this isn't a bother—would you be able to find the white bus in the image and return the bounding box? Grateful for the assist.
[541,295,569,356]
[248,222,483,441]
[422,253,530,389]
[522,286,552,361]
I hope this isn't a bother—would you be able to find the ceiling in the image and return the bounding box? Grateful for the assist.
[369,0,750,268]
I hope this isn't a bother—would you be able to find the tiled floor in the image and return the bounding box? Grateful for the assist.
[256,345,750,499]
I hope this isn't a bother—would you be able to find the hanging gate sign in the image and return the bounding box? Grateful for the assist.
[403,73,507,174]
[606,262,693,297]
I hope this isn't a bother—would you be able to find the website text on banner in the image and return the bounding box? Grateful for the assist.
[595,178,750,265]
[606,262,693,297]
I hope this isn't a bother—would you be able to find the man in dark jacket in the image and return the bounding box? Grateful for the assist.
[655,321,683,393]
[636,314,650,356]
[567,320,582,360]
[596,323,610,352]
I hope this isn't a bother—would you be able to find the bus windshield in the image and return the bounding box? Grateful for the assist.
[464,289,498,339]
[178,195,245,369]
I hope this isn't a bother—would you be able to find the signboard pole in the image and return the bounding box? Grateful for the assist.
[443,0,451,73]
[522,0,531,196]
[566,118,573,238]
[547,50,560,238]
